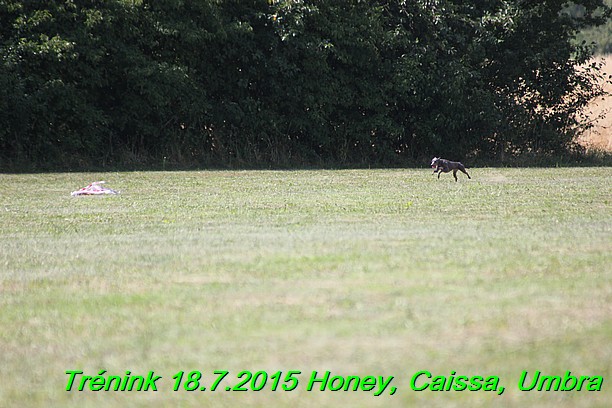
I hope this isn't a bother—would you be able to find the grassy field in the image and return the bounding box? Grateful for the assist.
[0,167,610,407]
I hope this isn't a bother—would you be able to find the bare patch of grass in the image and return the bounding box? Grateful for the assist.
[579,55,612,152]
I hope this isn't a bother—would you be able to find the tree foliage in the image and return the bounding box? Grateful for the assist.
[573,0,612,53]
[0,0,610,170]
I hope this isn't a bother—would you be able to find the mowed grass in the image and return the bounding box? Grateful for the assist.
[0,167,610,408]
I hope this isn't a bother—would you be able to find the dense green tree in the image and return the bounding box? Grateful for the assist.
[0,0,609,170]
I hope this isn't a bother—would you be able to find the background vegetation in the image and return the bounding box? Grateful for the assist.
[575,0,612,53]
[0,0,610,170]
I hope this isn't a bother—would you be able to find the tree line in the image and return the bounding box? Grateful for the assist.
[574,0,612,53]
[1,0,610,170]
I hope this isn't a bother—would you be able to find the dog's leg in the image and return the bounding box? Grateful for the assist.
[438,171,442,179]
[453,169,458,182]
[459,165,471,179]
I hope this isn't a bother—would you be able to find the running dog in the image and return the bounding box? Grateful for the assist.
[431,157,471,181]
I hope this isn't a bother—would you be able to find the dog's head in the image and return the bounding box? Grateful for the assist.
[430,157,440,168]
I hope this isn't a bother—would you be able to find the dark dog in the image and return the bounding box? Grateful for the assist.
[431,157,471,181]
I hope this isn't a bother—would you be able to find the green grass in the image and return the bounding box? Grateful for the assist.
[0,168,610,407]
